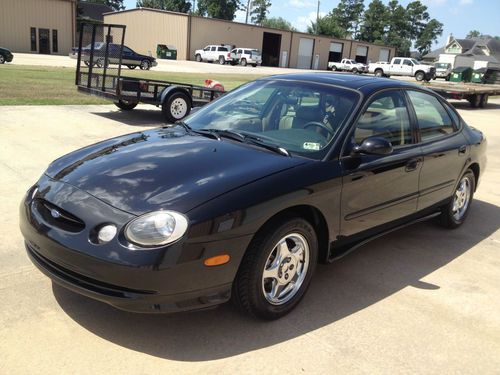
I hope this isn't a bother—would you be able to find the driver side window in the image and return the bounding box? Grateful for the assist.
[354,91,412,147]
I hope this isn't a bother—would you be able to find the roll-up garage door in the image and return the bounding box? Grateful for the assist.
[297,38,314,69]
[329,42,343,62]
[379,49,390,62]
[355,45,368,64]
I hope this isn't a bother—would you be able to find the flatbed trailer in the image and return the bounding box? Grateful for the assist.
[418,81,500,108]
[76,23,224,122]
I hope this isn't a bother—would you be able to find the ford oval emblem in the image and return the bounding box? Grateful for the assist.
[50,209,61,219]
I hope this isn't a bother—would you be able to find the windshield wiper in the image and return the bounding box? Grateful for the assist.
[205,129,290,157]
[174,121,221,140]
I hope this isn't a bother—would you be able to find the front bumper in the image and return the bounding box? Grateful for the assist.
[19,177,252,313]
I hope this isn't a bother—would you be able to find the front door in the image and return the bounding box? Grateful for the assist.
[39,28,50,54]
[406,90,469,209]
[340,90,422,236]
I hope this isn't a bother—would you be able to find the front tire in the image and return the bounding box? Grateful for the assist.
[233,217,318,320]
[241,58,247,66]
[415,71,425,81]
[195,54,202,62]
[440,169,475,229]
[140,59,150,70]
[0,55,5,64]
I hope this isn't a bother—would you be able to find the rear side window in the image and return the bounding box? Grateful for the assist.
[393,58,401,64]
[407,91,455,141]
[210,46,216,51]
[354,90,412,147]
[218,47,228,51]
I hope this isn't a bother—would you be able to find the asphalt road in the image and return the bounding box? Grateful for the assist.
[0,101,499,374]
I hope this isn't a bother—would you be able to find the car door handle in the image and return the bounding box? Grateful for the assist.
[405,158,421,172]
[458,145,467,155]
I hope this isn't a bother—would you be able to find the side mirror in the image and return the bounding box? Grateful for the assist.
[352,136,393,155]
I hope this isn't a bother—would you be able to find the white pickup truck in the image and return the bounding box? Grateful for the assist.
[369,57,435,81]
[328,59,367,73]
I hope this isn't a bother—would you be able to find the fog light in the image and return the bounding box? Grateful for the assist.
[98,225,117,243]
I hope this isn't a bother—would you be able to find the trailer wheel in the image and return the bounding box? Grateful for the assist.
[127,65,137,70]
[479,94,489,108]
[469,94,482,108]
[114,100,138,111]
[162,91,191,123]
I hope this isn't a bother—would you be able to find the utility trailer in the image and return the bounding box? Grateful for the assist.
[419,81,500,108]
[76,23,224,122]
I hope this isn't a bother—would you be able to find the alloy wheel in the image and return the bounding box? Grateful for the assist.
[261,233,310,305]
[452,176,471,221]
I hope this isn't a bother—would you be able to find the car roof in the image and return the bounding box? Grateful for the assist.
[261,72,424,95]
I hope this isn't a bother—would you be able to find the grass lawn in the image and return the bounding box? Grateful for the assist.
[0,65,263,105]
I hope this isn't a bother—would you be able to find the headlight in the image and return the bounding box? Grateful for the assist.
[125,211,188,247]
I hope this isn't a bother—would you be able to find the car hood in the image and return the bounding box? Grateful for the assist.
[45,127,308,215]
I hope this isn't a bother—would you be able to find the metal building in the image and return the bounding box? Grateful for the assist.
[0,0,77,55]
[104,8,395,70]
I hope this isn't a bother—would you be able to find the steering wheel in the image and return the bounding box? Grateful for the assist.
[304,121,335,139]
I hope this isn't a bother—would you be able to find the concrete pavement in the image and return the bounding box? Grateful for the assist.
[0,102,499,374]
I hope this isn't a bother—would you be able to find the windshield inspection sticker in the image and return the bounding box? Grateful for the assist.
[303,142,321,151]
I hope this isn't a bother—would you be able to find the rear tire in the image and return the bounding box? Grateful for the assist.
[374,69,383,77]
[440,169,475,229]
[469,94,481,108]
[232,216,318,320]
[162,91,191,123]
[114,99,138,111]
[479,93,489,108]
[218,56,225,65]
[252,64,257,67]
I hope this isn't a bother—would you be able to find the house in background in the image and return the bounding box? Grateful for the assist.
[423,34,500,69]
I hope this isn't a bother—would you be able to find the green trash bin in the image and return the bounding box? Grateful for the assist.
[449,66,473,82]
[471,68,487,83]
[156,44,177,60]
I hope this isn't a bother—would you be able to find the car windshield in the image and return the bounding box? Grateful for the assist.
[411,59,420,65]
[184,80,359,159]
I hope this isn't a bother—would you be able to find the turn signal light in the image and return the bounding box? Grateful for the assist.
[204,254,230,267]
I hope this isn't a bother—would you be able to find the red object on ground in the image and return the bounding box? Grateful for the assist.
[204,79,225,91]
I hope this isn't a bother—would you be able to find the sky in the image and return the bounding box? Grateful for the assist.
[122,0,500,49]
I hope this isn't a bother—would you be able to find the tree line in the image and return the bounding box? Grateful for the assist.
[82,0,444,57]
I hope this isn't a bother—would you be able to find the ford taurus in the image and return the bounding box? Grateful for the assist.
[19,73,487,320]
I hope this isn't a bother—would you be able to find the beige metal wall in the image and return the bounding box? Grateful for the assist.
[190,16,291,66]
[104,9,189,59]
[0,0,76,54]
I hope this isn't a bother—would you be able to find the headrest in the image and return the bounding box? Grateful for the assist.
[296,105,320,121]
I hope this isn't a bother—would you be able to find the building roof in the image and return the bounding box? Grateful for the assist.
[78,1,113,22]
[424,37,500,63]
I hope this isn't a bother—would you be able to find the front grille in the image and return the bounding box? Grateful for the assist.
[32,199,85,233]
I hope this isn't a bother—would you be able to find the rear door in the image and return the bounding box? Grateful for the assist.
[406,90,468,210]
[340,90,422,236]
[390,58,402,75]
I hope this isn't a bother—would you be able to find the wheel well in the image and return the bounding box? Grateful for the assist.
[254,205,330,264]
[415,70,424,76]
[469,163,480,191]
[161,87,192,106]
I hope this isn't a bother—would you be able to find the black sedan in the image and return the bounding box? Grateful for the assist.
[19,73,486,320]
[0,47,14,64]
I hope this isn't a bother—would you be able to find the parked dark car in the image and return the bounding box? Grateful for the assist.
[20,73,486,320]
[71,43,157,70]
[0,47,14,64]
